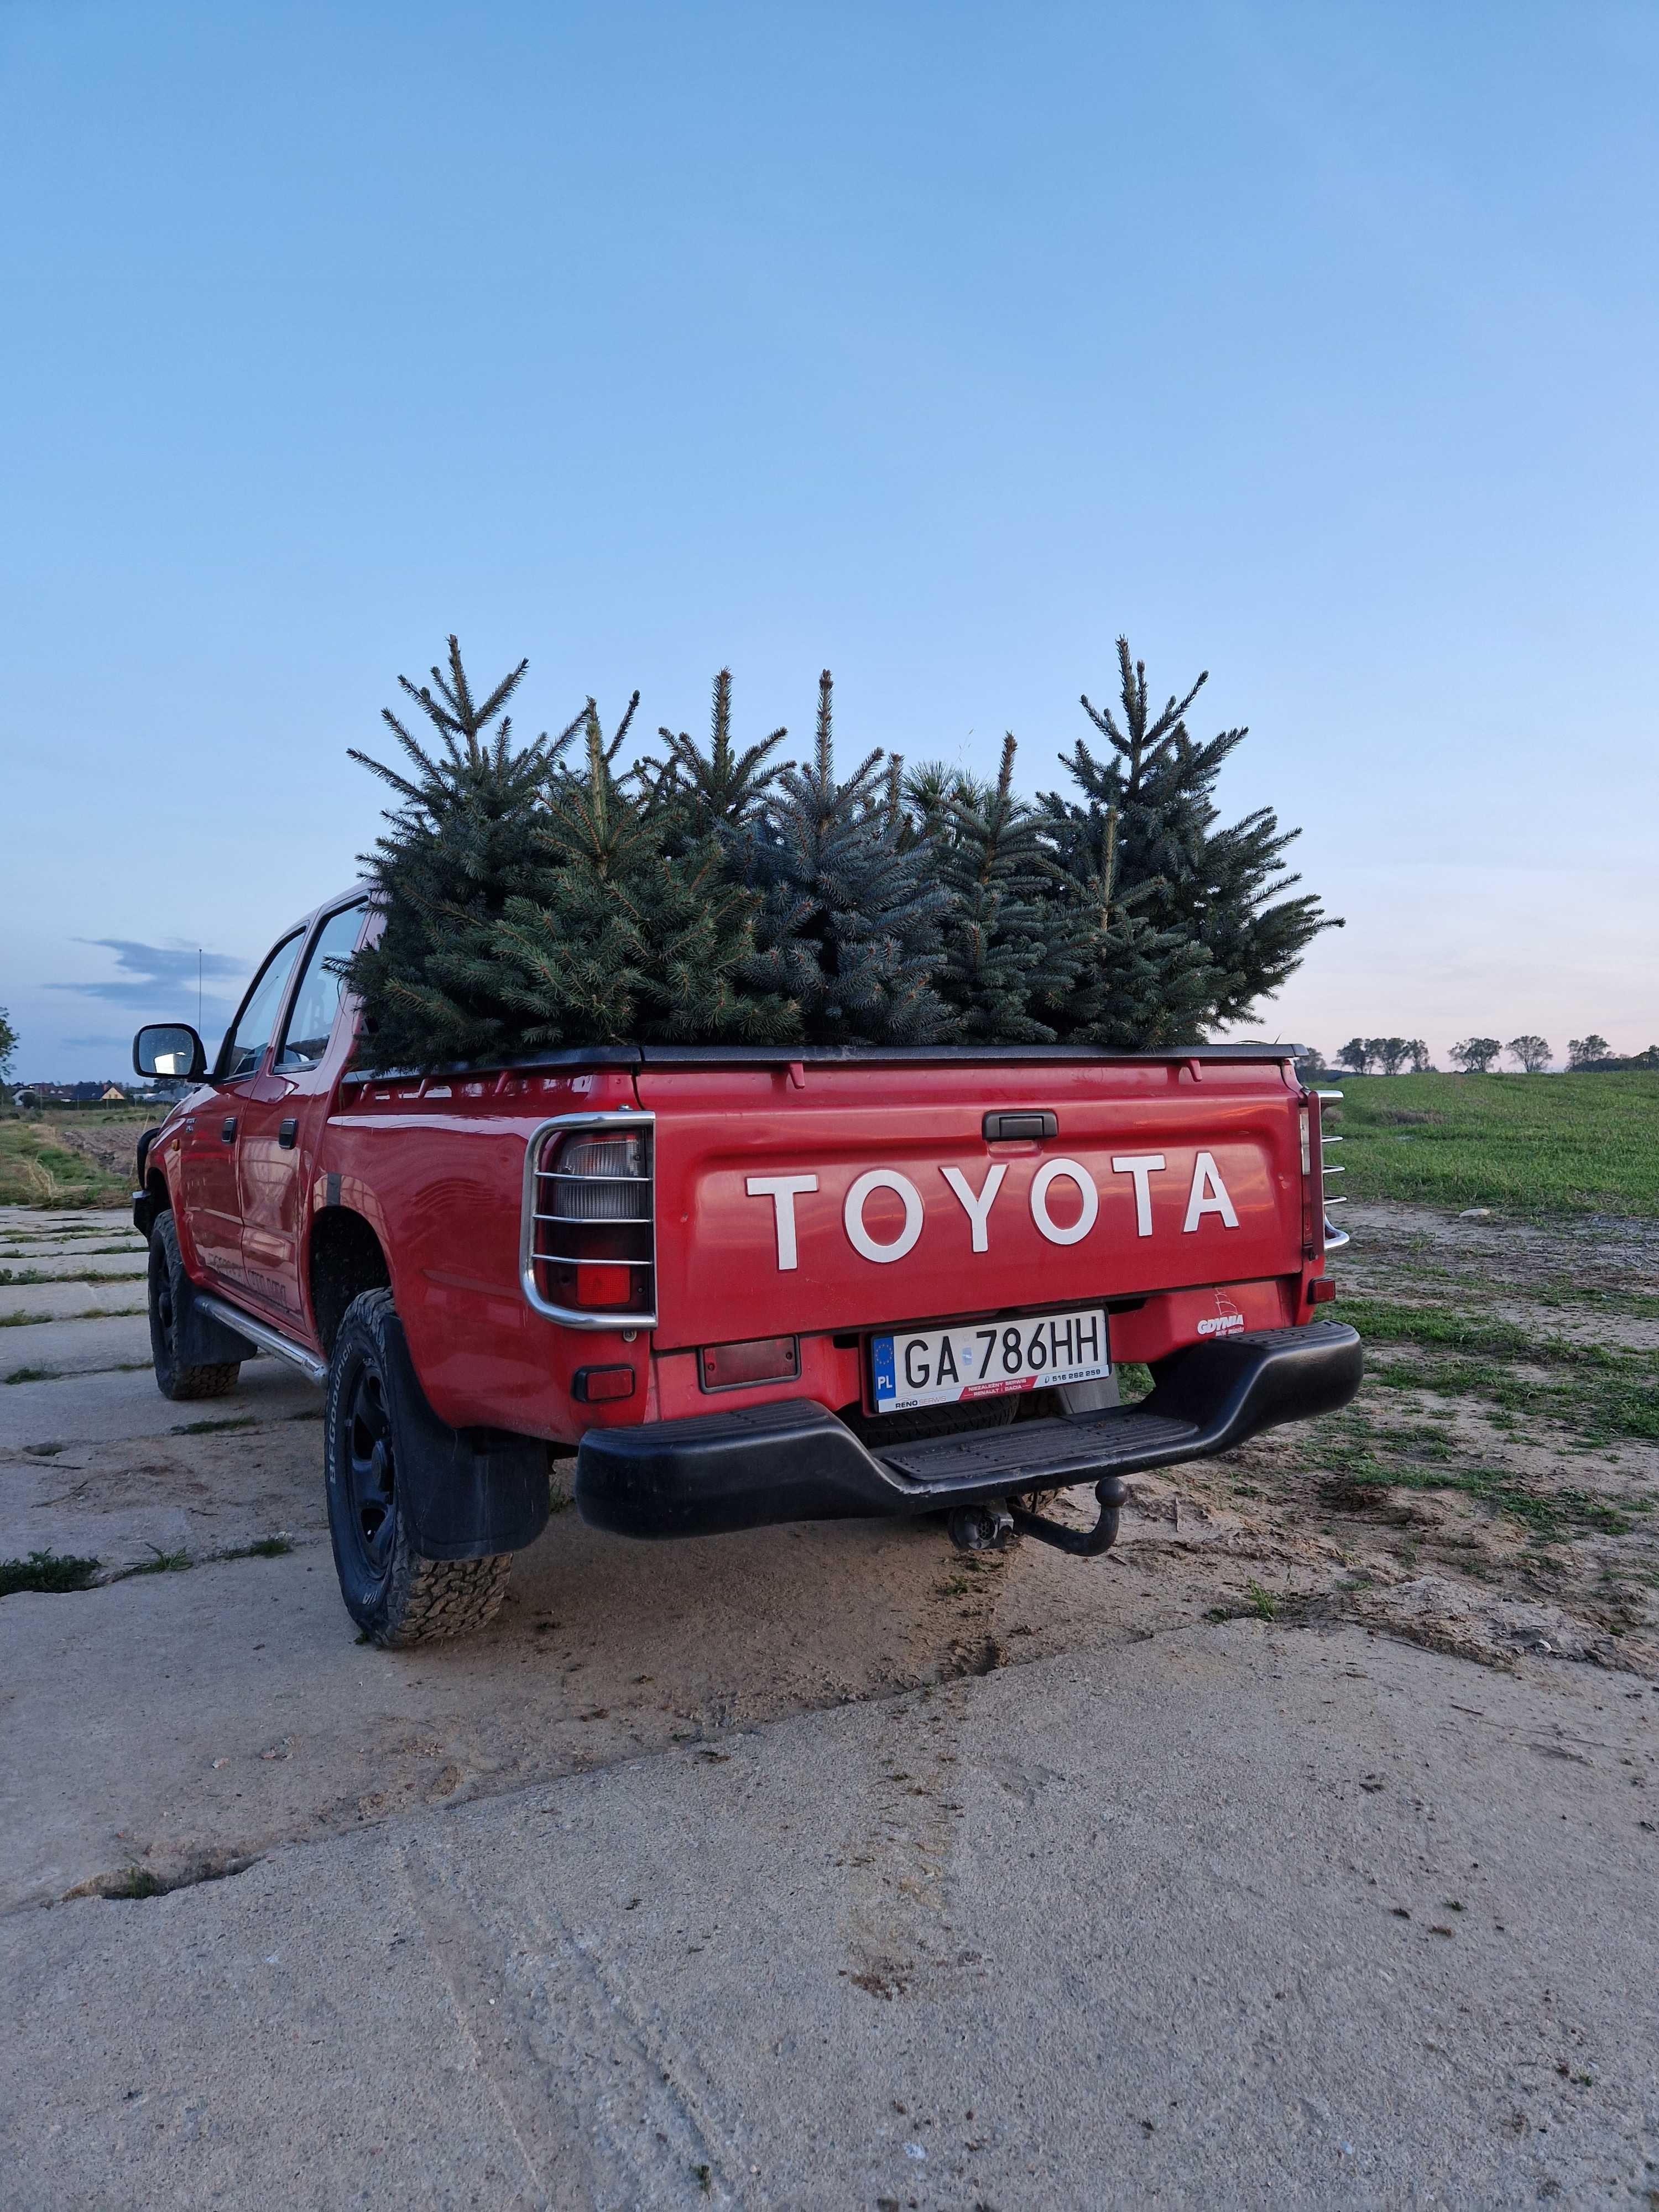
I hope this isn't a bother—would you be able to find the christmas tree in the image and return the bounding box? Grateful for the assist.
[748,672,952,1044]
[1043,802,1215,1047]
[344,638,583,1071]
[346,634,1335,1067]
[913,736,1083,1042]
[486,701,799,1045]
[1040,639,1337,1028]
[651,667,790,849]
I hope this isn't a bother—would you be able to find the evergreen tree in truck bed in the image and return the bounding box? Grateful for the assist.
[745,672,952,1045]
[1040,639,1334,1028]
[343,639,583,1073]
[345,634,1337,1067]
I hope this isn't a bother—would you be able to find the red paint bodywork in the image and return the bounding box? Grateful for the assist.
[148,891,1329,1446]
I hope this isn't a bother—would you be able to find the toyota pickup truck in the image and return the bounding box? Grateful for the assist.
[131,885,1359,1645]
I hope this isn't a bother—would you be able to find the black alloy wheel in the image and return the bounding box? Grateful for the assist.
[340,1357,398,1581]
[147,1211,241,1401]
[152,1253,176,1367]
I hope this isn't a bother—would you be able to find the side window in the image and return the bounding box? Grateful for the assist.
[217,932,304,1081]
[276,903,368,1069]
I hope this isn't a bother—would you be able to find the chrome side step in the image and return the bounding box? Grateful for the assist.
[195,1292,328,1385]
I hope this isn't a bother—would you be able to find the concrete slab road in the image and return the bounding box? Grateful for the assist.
[4,1622,1656,2210]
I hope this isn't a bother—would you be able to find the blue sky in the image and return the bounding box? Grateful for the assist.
[3,0,1655,1078]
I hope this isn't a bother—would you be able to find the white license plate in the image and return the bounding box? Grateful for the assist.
[870,1307,1110,1414]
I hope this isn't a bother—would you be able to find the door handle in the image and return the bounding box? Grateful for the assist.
[221,1116,238,1142]
[278,1118,298,1149]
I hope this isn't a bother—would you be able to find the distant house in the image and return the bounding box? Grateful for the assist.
[15,1078,129,1105]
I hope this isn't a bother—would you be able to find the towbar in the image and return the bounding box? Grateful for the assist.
[575,1321,1362,1542]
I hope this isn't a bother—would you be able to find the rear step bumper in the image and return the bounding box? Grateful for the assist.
[575,1322,1362,1542]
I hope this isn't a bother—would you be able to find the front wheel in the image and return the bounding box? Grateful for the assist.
[148,1213,241,1401]
[324,1288,510,1647]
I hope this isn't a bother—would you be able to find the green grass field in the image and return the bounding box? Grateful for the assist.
[1326,1072,1659,1217]
[0,1115,137,1209]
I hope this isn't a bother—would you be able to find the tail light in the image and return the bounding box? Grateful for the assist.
[520,1112,656,1328]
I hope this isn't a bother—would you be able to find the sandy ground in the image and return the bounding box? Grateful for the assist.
[3,1200,1657,2204]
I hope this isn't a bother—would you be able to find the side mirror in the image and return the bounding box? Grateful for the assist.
[133,1024,207,1082]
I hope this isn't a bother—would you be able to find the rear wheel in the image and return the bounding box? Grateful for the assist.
[324,1288,510,1646]
[148,1213,241,1401]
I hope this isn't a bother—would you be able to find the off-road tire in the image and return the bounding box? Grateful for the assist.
[325,1288,510,1647]
[148,1213,241,1401]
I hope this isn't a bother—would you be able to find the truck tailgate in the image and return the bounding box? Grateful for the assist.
[638,1057,1306,1352]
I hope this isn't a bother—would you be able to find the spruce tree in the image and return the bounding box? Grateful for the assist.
[916,736,1083,1042]
[344,638,581,1071]
[652,669,790,849]
[1041,639,1338,1028]
[895,759,962,851]
[348,634,1337,1067]
[749,671,953,1044]
[1045,804,1215,1047]
[487,701,801,1046]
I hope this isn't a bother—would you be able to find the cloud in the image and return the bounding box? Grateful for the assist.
[49,940,249,1013]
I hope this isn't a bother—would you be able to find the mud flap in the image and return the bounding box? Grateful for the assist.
[376,1310,552,1561]
[173,1274,259,1369]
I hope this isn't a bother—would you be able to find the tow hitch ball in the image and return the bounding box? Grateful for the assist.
[947,1475,1128,1559]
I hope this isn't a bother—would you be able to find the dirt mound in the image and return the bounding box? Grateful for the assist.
[1344,1570,1656,1677]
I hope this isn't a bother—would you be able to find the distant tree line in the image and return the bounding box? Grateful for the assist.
[1564,1035,1659,1071]
[1329,1037,1434,1074]
[1298,1032,1659,1077]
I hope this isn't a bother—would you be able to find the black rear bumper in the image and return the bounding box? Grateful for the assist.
[575,1321,1362,1541]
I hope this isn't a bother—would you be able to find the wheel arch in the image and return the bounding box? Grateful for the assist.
[308,1206,392,1357]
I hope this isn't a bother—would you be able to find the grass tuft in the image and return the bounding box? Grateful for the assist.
[1343,1296,1659,1448]
[1311,1414,1644,1542]
[223,1536,293,1559]
[126,1545,192,1577]
[1,1305,145,1327]
[108,1867,167,1900]
[1,1549,102,1595]
[0,1266,144,1287]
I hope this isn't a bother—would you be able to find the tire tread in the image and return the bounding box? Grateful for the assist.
[326,1288,514,1647]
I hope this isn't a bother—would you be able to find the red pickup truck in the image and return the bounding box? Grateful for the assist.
[132,884,1359,1645]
